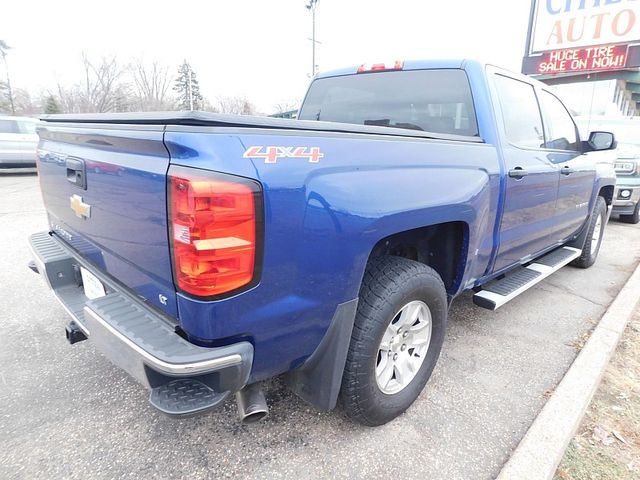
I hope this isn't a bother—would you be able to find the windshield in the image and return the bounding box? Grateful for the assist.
[298,69,479,137]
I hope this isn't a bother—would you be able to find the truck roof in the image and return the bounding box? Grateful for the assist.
[314,58,548,92]
[315,59,473,79]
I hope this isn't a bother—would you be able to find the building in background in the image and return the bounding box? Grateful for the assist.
[522,0,640,117]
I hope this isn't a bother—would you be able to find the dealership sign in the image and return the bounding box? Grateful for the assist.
[523,0,640,75]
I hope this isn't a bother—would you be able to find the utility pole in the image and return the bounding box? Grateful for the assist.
[188,67,194,111]
[306,0,319,77]
[0,40,15,115]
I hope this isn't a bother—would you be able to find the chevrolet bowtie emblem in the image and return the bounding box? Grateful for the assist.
[70,194,91,219]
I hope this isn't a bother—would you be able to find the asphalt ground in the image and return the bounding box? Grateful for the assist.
[1,171,639,480]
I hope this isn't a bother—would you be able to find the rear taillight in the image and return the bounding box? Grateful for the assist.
[168,166,262,298]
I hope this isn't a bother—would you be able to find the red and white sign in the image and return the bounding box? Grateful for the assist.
[530,0,639,53]
[243,146,324,164]
[535,43,628,73]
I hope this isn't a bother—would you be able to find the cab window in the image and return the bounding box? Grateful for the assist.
[539,91,579,151]
[494,75,545,149]
[299,69,479,137]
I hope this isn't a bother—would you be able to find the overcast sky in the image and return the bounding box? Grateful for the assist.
[1,0,533,113]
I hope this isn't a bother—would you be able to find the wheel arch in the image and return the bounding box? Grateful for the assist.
[599,184,614,206]
[365,221,470,296]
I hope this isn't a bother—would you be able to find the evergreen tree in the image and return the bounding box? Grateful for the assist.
[173,60,203,110]
[44,95,62,114]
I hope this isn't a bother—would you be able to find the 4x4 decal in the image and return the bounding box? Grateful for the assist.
[243,146,324,164]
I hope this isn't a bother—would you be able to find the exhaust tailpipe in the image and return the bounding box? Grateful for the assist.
[236,383,268,424]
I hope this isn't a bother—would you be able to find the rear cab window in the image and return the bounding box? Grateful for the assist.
[298,69,479,137]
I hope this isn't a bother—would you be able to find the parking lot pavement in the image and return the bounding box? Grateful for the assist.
[1,172,639,480]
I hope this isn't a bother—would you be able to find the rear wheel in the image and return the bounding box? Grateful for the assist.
[571,196,607,268]
[619,203,640,225]
[340,256,447,426]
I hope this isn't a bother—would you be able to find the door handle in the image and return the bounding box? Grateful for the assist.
[561,166,575,175]
[66,157,87,189]
[508,167,528,179]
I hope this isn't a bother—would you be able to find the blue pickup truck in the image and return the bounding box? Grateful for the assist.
[29,60,616,426]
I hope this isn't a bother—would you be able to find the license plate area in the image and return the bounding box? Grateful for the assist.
[80,266,106,300]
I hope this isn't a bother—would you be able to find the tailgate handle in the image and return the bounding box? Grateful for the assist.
[66,157,87,190]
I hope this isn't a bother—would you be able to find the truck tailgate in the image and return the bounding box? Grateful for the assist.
[37,124,177,317]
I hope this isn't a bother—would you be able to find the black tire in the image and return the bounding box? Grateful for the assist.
[571,196,607,268]
[619,203,640,224]
[339,256,447,426]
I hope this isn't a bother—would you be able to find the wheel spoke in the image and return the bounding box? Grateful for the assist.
[409,318,429,332]
[379,324,395,349]
[393,363,405,386]
[410,335,430,346]
[376,352,387,373]
[377,356,394,388]
[405,356,416,375]
[398,302,420,329]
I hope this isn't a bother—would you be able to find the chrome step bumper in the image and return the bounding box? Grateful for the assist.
[29,231,253,415]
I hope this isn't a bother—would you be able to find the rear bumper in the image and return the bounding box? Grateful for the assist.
[612,184,640,215]
[29,231,253,414]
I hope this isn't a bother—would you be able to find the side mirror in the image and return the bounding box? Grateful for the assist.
[587,131,616,151]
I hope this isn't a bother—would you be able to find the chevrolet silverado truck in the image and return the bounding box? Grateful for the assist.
[29,60,616,426]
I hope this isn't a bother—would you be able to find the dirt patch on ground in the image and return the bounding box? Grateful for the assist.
[555,310,640,480]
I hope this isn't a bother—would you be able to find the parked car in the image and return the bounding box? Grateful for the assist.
[0,115,39,168]
[576,116,640,224]
[29,60,616,426]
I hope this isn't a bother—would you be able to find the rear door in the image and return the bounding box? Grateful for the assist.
[37,123,177,316]
[491,73,559,271]
[538,90,595,241]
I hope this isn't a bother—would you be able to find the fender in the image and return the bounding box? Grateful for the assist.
[567,160,616,250]
[303,163,498,300]
[284,165,495,406]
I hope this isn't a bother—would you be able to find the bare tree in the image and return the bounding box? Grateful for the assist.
[273,99,300,115]
[217,96,257,115]
[11,88,40,115]
[79,53,130,113]
[200,97,219,113]
[130,59,173,111]
[55,83,83,113]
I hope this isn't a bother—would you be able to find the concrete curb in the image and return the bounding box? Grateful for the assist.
[496,260,640,480]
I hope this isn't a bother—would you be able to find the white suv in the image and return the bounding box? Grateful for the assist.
[0,115,39,168]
